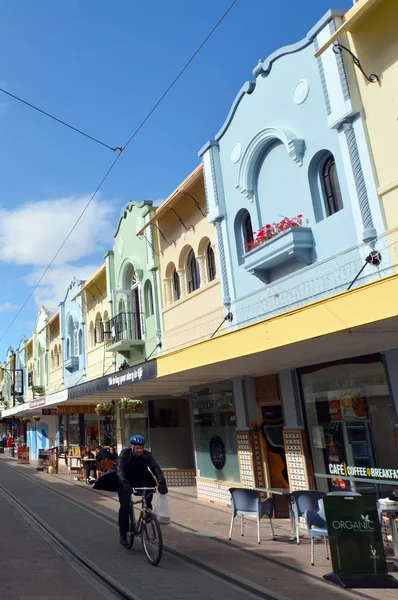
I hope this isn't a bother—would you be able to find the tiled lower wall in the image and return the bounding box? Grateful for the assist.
[382,515,396,553]
[163,469,196,487]
[196,477,236,506]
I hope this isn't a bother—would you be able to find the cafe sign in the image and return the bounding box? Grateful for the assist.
[329,461,398,480]
[57,405,97,415]
[30,398,46,409]
[323,496,397,588]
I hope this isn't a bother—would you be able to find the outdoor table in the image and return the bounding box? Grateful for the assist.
[378,500,398,561]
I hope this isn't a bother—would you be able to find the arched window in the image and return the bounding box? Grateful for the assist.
[321,154,343,216]
[172,268,180,301]
[95,313,104,344]
[144,280,154,317]
[103,311,110,341]
[89,321,95,348]
[206,243,216,282]
[187,249,200,293]
[242,212,253,252]
[50,350,54,370]
[57,344,61,367]
[66,338,70,359]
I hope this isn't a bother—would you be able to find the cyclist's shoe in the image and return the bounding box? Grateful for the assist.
[120,533,128,547]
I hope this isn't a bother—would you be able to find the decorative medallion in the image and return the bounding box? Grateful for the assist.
[209,435,226,470]
[230,143,242,164]
[293,79,309,105]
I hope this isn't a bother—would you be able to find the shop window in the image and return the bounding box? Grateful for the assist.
[187,249,200,293]
[144,280,154,317]
[172,268,180,301]
[192,385,240,483]
[148,398,194,469]
[206,243,216,282]
[300,357,398,498]
[321,154,343,216]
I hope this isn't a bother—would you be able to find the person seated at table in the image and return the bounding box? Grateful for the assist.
[108,446,118,462]
[82,446,97,484]
[96,444,111,468]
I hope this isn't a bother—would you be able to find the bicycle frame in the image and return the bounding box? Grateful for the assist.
[130,486,157,536]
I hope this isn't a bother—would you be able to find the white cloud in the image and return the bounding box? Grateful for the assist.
[0,302,17,312]
[0,194,117,310]
[0,195,115,266]
[25,263,102,311]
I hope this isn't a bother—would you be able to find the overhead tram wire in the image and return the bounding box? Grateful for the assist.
[0,87,122,152]
[0,0,238,345]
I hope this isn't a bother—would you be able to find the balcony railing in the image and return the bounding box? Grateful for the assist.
[110,312,143,344]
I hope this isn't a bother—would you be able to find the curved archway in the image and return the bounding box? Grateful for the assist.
[308,150,343,222]
[237,126,305,199]
[144,280,154,317]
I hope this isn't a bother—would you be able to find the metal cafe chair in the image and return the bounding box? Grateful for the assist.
[228,488,275,544]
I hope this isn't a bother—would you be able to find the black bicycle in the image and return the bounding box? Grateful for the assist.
[125,486,163,566]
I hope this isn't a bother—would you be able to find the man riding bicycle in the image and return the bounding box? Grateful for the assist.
[116,435,168,547]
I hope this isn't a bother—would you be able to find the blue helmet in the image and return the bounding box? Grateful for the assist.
[130,434,146,446]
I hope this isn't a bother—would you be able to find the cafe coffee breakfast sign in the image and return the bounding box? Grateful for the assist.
[329,461,398,481]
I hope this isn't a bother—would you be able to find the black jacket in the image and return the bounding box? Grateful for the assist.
[116,447,166,488]
[93,447,167,493]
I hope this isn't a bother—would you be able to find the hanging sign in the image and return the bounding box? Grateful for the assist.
[323,495,398,589]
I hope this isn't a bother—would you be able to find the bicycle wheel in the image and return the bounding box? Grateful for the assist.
[126,502,136,549]
[141,511,163,565]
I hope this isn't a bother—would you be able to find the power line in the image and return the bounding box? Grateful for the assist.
[0,87,122,152]
[0,0,237,345]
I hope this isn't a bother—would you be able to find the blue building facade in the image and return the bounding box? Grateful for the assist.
[200,10,387,329]
[59,278,87,388]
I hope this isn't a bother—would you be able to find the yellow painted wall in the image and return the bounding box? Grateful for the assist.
[157,273,398,378]
[48,315,63,395]
[84,269,114,380]
[347,0,398,227]
[156,171,224,352]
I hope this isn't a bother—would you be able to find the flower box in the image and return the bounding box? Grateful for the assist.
[243,227,314,283]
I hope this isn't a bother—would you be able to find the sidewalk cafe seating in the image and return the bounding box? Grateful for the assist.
[228,487,275,544]
[290,490,325,544]
[97,459,114,479]
[304,508,329,566]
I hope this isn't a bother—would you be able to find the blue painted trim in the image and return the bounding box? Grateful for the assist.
[214,81,255,143]
[306,9,346,39]
[198,139,218,158]
[314,38,331,116]
[253,36,312,78]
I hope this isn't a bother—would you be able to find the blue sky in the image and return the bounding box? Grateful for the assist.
[0,0,351,357]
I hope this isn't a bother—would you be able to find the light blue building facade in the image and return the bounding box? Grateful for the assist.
[200,10,387,329]
[59,278,87,389]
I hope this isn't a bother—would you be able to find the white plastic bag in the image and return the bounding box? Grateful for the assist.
[154,495,171,525]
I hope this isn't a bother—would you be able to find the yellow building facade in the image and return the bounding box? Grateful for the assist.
[76,264,113,381]
[316,0,398,227]
[140,165,224,352]
[47,312,63,395]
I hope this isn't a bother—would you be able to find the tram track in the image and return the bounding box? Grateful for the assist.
[0,460,288,600]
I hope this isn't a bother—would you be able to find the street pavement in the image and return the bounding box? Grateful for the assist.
[1,455,397,600]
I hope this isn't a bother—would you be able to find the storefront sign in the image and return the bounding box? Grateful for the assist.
[209,435,226,470]
[323,495,396,588]
[42,408,58,416]
[30,398,46,409]
[67,360,157,400]
[38,449,51,467]
[328,462,398,480]
[17,446,30,464]
[57,405,97,415]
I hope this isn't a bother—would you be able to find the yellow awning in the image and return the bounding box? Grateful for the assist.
[71,263,106,300]
[136,165,203,236]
